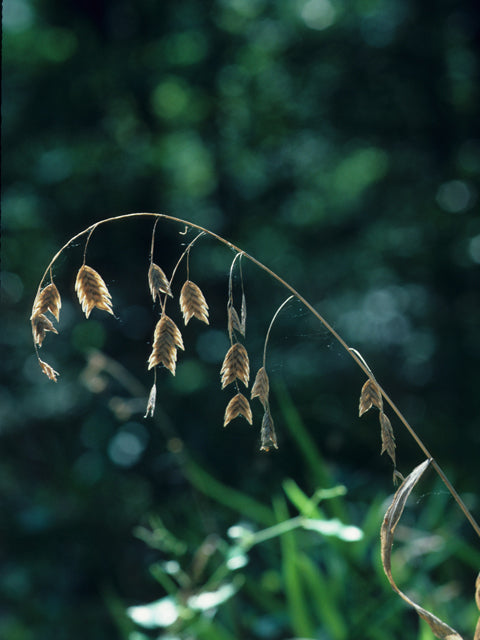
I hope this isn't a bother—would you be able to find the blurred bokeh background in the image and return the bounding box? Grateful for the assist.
[2,0,480,638]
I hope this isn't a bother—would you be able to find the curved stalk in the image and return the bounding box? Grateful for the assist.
[33,211,480,539]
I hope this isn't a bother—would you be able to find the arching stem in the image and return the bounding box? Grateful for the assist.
[33,211,480,539]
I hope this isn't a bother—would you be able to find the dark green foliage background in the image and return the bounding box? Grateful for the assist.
[2,0,480,638]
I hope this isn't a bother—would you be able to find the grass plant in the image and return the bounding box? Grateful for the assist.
[30,212,480,639]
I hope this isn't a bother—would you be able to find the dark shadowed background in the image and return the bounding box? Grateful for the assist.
[2,0,480,638]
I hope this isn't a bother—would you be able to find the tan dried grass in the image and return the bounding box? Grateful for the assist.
[251,366,270,409]
[380,411,396,466]
[32,314,58,347]
[31,283,62,322]
[220,343,250,389]
[38,358,59,382]
[75,265,114,319]
[179,280,209,325]
[224,392,253,426]
[148,263,172,301]
[148,315,184,374]
[260,409,278,451]
[358,378,383,416]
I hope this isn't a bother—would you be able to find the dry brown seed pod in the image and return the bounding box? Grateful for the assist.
[38,358,59,382]
[31,283,62,322]
[251,366,270,408]
[148,263,172,301]
[147,315,184,374]
[359,378,383,416]
[220,342,250,389]
[260,409,278,451]
[179,280,209,325]
[380,411,396,466]
[32,314,59,347]
[224,393,253,427]
[75,265,114,319]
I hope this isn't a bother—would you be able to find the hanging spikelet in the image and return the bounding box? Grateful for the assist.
[228,304,243,338]
[251,366,270,409]
[31,314,58,347]
[240,292,247,335]
[260,409,278,451]
[38,358,59,382]
[75,265,114,319]
[31,283,62,322]
[224,393,253,426]
[147,315,184,374]
[148,263,172,301]
[359,378,383,416]
[380,411,396,466]
[144,383,157,418]
[179,280,209,325]
[220,343,250,389]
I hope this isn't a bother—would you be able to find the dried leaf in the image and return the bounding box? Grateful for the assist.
[251,367,270,408]
[260,410,278,451]
[148,263,172,301]
[381,459,463,640]
[380,411,396,466]
[75,265,114,319]
[38,358,59,382]
[31,313,58,347]
[148,315,184,374]
[179,280,209,325]
[224,393,253,427]
[144,383,157,418]
[31,283,62,322]
[359,378,383,416]
[220,343,250,389]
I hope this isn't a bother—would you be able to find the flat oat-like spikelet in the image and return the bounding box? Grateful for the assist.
[179,280,209,325]
[260,409,278,451]
[39,358,59,382]
[379,411,396,465]
[251,367,269,408]
[228,304,245,338]
[32,314,58,347]
[224,393,253,426]
[75,265,114,319]
[31,283,62,322]
[148,263,172,301]
[359,378,383,416]
[148,315,184,374]
[220,343,250,389]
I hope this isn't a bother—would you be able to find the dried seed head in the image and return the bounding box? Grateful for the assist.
[32,314,59,347]
[228,305,243,339]
[38,358,59,382]
[224,393,253,427]
[240,292,247,334]
[179,280,209,325]
[359,378,383,416]
[380,411,396,466]
[75,265,114,319]
[148,263,172,301]
[147,315,184,374]
[144,383,157,418]
[260,410,278,451]
[31,283,62,322]
[220,342,250,389]
[251,367,270,409]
